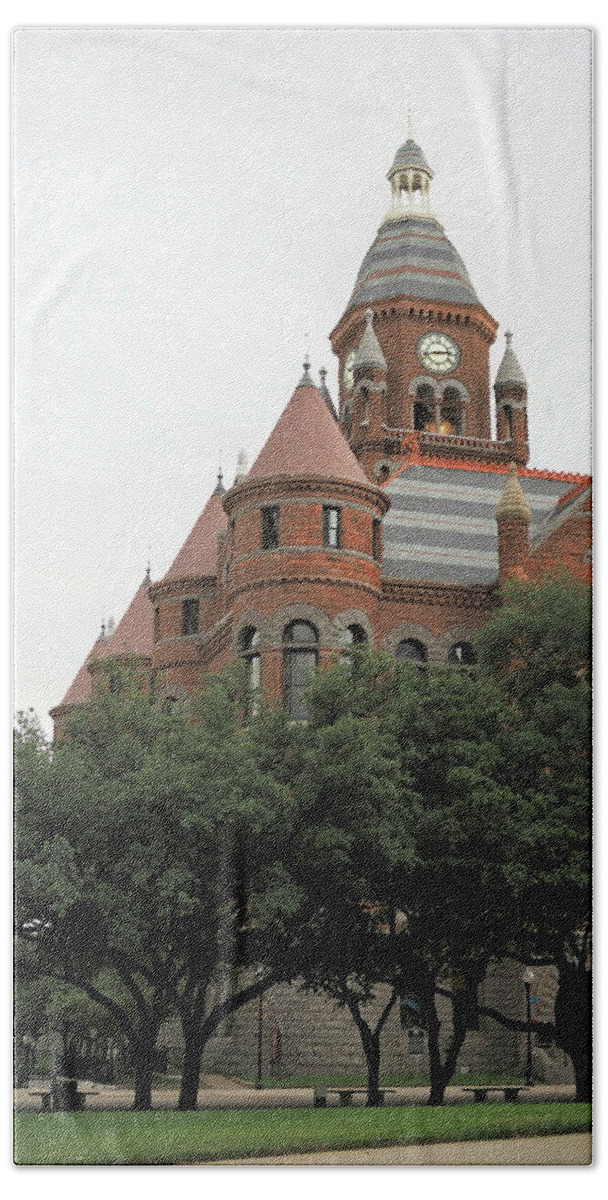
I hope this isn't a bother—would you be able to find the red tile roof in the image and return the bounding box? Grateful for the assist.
[58,637,103,707]
[164,490,228,580]
[248,381,370,487]
[100,581,155,659]
[56,581,155,710]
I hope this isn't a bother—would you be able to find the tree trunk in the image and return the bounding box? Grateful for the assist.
[425,987,468,1106]
[554,958,592,1102]
[132,1038,157,1111]
[177,1016,205,1111]
[363,1032,382,1107]
[425,995,447,1105]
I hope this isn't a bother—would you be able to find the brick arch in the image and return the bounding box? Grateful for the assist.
[233,610,272,653]
[436,626,481,663]
[383,622,438,661]
[440,378,470,403]
[408,375,442,400]
[266,603,335,649]
[333,608,375,646]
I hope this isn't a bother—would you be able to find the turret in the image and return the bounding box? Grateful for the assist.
[330,125,498,464]
[222,365,389,701]
[495,462,531,583]
[494,331,529,465]
[349,310,389,478]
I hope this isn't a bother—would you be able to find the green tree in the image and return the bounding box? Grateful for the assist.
[251,652,523,1105]
[14,669,285,1110]
[476,577,592,1100]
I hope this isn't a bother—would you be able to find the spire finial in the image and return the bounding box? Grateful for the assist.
[505,330,513,346]
[212,467,226,496]
[100,618,106,640]
[406,97,414,140]
[234,449,248,485]
[142,546,152,586]
[299,357,314,386]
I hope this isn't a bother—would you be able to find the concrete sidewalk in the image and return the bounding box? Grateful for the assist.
[213,1132,592,1166]
[14,1077,577,1113]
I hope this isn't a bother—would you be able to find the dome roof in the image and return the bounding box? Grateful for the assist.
[388,138,433,178]
[346,216,482,314]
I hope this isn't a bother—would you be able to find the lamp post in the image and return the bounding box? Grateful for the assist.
[522,967,534,1087]
[255,966,264,1090]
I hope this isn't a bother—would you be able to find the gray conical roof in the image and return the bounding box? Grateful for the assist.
[346,215,481,313]
[353,309,387,371]
[495,331,527,389]
[388,138,433,179]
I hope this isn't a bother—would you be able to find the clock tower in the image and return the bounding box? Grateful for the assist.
[330,133,500,478]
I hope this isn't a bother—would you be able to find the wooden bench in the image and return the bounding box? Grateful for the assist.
[461,1085,526,1103]
[315,1087,396,1107]
[28,1086,99,1111]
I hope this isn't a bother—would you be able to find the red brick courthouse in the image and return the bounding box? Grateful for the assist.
[51,135,591,1080]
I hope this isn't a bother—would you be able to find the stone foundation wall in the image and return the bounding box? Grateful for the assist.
[159,960,574,1086]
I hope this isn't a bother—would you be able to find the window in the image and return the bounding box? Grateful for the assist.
[372,518,382,561]
[239,626,261,716]
[396,638,428,666]
[503,405,513,439]
[414,401,433,431]
[283,621,318,720]
[447,641,477,667]
[182,597,199,636]
[261,506,279,550]
[322,506,341,549]
[339,623,368,647]
[440,389,462,434]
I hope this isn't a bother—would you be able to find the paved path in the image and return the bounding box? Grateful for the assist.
[213,1132,592,1167]
[15,1079,576,1113]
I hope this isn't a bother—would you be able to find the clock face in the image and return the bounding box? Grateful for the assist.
[343,350,356,391]
[417,331,461,375]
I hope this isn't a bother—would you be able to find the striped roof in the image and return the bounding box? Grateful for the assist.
[346,216,481,314]
[388,138,433,178]
[382,463,580,586]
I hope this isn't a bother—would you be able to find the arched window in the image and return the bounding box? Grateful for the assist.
[283,621,318,720]
[447,641,477,667]
[239,626,261,715]
[339,624,368,648]
[414,384,434,431]
[396,638,428,666]
[440,387,462,434]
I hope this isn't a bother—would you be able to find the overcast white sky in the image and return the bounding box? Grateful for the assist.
[13,26,592,731]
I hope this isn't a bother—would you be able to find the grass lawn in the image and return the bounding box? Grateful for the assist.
[14,1102,591,1166]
